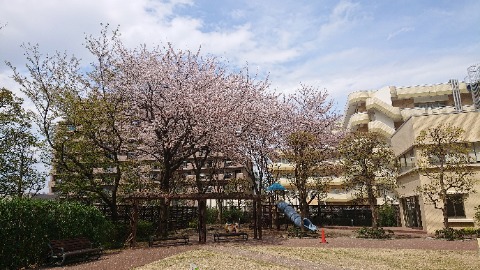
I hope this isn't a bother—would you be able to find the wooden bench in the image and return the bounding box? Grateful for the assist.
[148,235,189,247]
[213,232,248,242]
[48,237,102,266]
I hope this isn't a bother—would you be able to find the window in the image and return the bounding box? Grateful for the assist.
[398,148,415,172]
[401,196,422,228]
[126,152,136,159]
[471,142,480,163]
[446,194,466,217]
[414,101,446,109]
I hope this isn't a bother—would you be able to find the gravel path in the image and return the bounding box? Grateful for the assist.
[42,229,479,270]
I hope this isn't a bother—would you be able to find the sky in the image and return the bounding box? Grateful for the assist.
[1,0,480,112]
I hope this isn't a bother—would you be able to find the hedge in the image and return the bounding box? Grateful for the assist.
[0,198,112,269]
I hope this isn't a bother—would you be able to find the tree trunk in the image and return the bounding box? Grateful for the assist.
[217,199,223,223]
[198,199,207,243]
[128,200,139,247]
[442,191,449,229]
[299,193,309,232]
[157,198,169,237]
[253,200,257,239]
[256,199,262,239]
[368,187,378,229]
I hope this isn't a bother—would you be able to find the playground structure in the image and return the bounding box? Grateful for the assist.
[277,201,318,232]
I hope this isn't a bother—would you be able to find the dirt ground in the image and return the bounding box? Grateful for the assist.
[43,227,479,270]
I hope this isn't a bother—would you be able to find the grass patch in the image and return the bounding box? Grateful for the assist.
[134,249,286,270]
[246,246,480,270]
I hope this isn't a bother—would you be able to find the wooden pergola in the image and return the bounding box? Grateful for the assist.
[125,192,263,246]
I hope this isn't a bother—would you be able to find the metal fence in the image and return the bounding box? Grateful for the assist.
[262,204,401,228]
[94,204,198,230]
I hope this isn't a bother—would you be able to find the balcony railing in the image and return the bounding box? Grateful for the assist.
[366,97,402,121]
[347,91,370,105]
[400,104,476,119]
[368,120,395,138]
[347,112,369,130]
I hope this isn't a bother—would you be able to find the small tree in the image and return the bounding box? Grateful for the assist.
[8,27,131,220]
[415,124,475,229]
[338,132,398,229]
[283,131,332,223]
[0,88,45,197]
[279,85,340,230]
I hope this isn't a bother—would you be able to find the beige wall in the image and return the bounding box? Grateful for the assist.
[397,169,480,233]
[391,118,414,156]
[393,111,480,233]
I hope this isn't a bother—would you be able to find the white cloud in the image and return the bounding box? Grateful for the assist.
[1,0,479,112]
[387,27,415,41]
[318,0,362,38]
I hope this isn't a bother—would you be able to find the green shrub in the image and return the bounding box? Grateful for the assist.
[378,204,397,227]
[206,207,219,224]
[104,222,129,249]
[435,228,457,240]
[188,218,199,229]
[458,227,477,237]
[0,198,112,269]
[136,220,155,242]
[475,205,480,225]
[356,227,393,239]
[435,227,480,240]
[222,208,247,223]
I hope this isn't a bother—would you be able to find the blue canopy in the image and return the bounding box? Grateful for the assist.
[267,182,286,191]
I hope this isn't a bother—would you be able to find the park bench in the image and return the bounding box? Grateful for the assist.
[213,232,248,242]
[48,237,103,266]
[148,235,189,247]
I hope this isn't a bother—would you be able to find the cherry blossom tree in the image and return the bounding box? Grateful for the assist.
[115,43,274,238]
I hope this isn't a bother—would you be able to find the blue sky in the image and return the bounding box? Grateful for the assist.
[1,0,479,111]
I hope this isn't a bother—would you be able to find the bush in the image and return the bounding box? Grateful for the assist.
[136,220,155,242]
[378,204,397,227]
[222,208,248,223]
[435,227,480,241]
[206,207,219,224]
[435,228,457,240]
[475,205,480,225]
[356,227,393,239]
[0,198,112,269]
[105,222,129,249]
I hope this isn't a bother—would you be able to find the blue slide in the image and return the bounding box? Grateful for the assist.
[277,201,317,232]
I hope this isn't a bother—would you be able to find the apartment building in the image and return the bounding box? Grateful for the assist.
[343,80,480,233]
[343,80,476,140]
[270,159,356,205]
[48,123,251,208]
[392,112,480,233]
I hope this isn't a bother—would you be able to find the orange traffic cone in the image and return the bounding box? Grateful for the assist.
[320,228,327,244]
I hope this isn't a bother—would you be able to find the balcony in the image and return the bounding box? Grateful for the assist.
[347,91,370,105]
[400,104,477,119]
[368,120,395,138]
[366,97,402,121]
[347,112,369,130]
[396,83,453,99]
[323,193,356,203]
